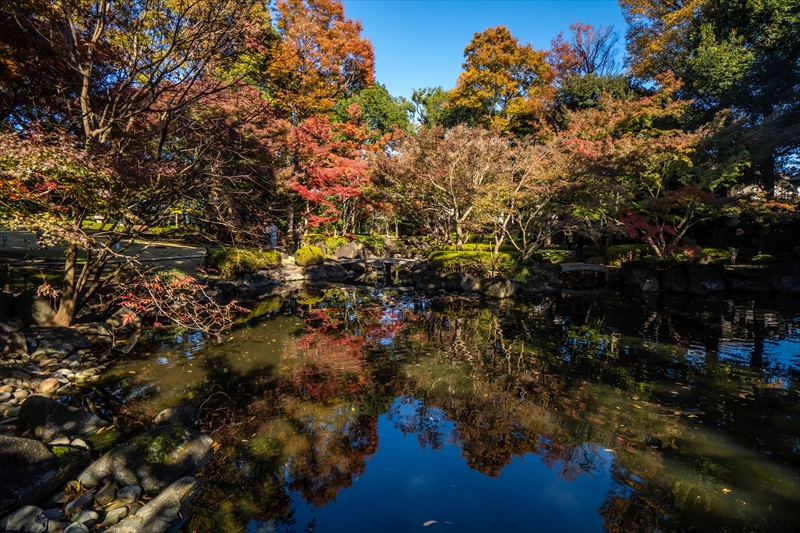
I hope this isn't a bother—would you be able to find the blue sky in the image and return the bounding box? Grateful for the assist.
[342,0,627,101]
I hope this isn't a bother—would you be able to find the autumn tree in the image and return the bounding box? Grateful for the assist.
[267,0,375,120]
[448,26,554,134]
[547,22,621,81]
[373,125,512,249]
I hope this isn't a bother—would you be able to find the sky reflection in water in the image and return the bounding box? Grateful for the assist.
[97,288,800,533]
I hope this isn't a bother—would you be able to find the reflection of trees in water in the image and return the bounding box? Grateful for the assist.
[141,289,800,532]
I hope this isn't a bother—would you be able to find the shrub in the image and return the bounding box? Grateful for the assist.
[429,250,513,276]
[606,244,651,264]
[538,247,575,263]
[357,235,387,255]
[700,247,731,264]
[751,254,774,265]
[295,245,325,267]
[209,248,281,277]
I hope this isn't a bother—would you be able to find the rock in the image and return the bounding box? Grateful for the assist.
[37,378,62,395]
[47,521,71,533]
[333,241,364,260]
[104,306,141,332]
[0,321,27,355]
[62,523,89,533]
[70,510,98,525]
[302,265,329,281]
[18,396,109,443]
[687,265,725,294]
[460,275,483,293]
[0,291,14,320]
[106,477,201,533]
[41,509,64,521]
[153,405,200,430]
[322,262,348,281]
[48,436,71,446]
[64,492,94,515]
[71,323,113,346]
[441,273,463,291]
[94,481,118,506]
[766,259,800,295]
[660,267,687,292]
[0,437,84,516]
[727,278,772,292]
[629,269,659,292]
[2,505,48,533]
[117,485,143,504]
[77,425,214,494]
[27,328,92,359]
[12,289,56,328]
[101,507,128,527]
[482,276,520,299]
[69,439,88,451]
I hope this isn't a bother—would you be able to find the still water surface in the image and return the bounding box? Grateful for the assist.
[95,288,800,533]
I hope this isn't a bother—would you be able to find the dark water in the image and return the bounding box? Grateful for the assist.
[94,287,800,533]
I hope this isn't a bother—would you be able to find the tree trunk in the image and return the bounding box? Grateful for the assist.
[52,243,78,326]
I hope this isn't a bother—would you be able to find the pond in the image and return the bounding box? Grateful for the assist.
[92,287,800,533]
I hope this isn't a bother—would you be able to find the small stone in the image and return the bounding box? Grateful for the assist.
[128,501,143,515]
[101,507,128,527]
[70,438,89,450]
[15,389,30,400]
[63,523,89,533]
[4,505,48,533]
[116,485,142,504]
[64,492,94,514]
[68,361,81,369]
[38,378,62,394]
[0,384,15,393]
[48,436,71,446]
[70,509,98,525]
[6,406,21,417]
[0,392,11,401]
[94,481,118,506]
[47,520,71,533]
[42,508,65,521]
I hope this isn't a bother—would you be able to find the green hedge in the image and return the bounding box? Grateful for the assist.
[209,248,281,277]
[606,244,652,264]
[429,250,514,276]
[295,245,325,267]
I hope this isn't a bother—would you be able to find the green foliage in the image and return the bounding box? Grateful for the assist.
[538,247,575,263]
[333,84,412,133]
[700,247,731,263]
[303,234,350,255]
[431,243,516,253]
[750,254,774,265]
[356,235,386,255]
[209,248,281,278]
[506,267,547,286]
[429,250,513,276]
[606,244,652,264]
[294,245,325,267]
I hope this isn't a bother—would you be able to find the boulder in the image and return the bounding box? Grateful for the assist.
[630,269,659,292]
[0,291,13,320]
[71,323,113,346]
[482,276,520,299]
[0,321,27,355]
[302,265,329,281]
[1,505,48,533]
[106,477,201,533]
[77,425,214,494]
[153,405,200,429]
[411,262,433,285]
[27,328,92,359]
[442,273,463,291]
[460,275,483,293]
[12,289,56,327]
[322,262,348,281]
[766,260,800,295]
[0,437,85,515]
[18,396,109,443]
[727,278,772,292]
[660,267,687,292]
[687,265,725,294]
[104,306,142,332]
[333,241,364,260]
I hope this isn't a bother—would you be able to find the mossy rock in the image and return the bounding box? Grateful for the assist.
[429,250,514,276]
[209,248,281,278]
[295,289,325,306]
[235,295,283,325]
[295,246,325,267]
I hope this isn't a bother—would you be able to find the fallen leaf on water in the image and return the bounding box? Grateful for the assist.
[722,488,731,493]
[634,404,642,409]
[423,521,437,527]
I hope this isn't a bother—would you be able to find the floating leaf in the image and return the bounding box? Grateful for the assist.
[423,521,437,527]
[722,488,731,493]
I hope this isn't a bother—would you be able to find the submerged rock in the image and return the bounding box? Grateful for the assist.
[77,425,214,494]
[18,396,109,443]
[153,405,200,429]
